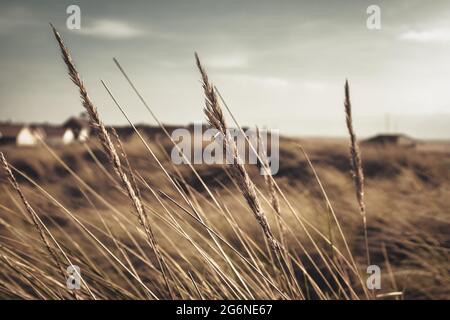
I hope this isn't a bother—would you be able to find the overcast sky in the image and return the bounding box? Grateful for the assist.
[0,0,449,138]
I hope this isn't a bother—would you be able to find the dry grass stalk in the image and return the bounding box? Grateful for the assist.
[0,152,72,298]
[50,24,174,298]
[256,127,285,249]
[344,80,370,266]
[195,53,282,255]
[193,60,297,294]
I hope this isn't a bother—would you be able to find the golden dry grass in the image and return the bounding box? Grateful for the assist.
[0,134,448,299]
[0,26,448,300]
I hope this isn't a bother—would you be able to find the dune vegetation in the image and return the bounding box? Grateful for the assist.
[0,26,448,300]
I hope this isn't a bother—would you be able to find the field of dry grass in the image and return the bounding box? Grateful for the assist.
[0,133,448,299]
[0,26,448,300]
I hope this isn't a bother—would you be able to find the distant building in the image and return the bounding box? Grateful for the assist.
[363,134,416,148]
[63,115,90,142]
[0,124,39,146]
[37,125,75,145]
[0,116,90,147]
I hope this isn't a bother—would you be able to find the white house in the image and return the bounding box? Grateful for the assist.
[63,116,90,142]
[39,126,75,145]
[0,123,77,146]
[0,124,39,146]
